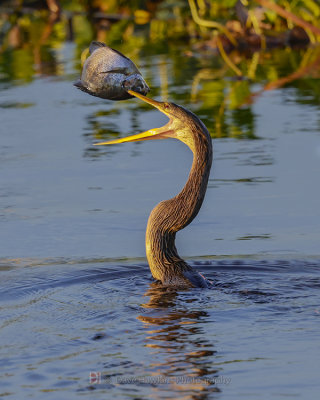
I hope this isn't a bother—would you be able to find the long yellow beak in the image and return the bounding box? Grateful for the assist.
[127,90,163,108]
[93,91,172,146]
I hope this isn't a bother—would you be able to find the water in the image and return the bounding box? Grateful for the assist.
[1,14,320,399]
[1,258,319,399]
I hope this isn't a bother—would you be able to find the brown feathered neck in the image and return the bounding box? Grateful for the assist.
[145,116,213,284]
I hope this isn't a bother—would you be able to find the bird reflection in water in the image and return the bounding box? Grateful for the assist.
[137,283,222,398]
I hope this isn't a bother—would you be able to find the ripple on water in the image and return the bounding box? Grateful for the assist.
[0,257,319,399]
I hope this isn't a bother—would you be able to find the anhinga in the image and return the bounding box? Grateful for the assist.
[95,90,213,288]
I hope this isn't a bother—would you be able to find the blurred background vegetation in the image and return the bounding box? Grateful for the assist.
[1,0,320,139]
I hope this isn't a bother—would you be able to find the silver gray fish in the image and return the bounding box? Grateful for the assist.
[74,41,149,100]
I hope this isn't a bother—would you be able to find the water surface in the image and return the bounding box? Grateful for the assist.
[0,257,319,399]
[1,18,320,400]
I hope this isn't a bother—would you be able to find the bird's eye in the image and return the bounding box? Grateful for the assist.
[164,103,170,109]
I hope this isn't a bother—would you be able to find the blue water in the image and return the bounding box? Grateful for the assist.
[1,28,320,400]
[0,257,319,399]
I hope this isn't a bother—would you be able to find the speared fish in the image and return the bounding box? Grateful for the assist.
[74,41,150,101]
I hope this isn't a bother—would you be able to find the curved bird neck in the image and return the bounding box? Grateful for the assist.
[145,122,213,283]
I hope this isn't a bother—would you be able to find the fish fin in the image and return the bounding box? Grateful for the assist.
[89,41,136,67]
[73,79,85,90]
[89,41,107,54]
[99,68,129,75]
[73,80,97,97]
[107,47,132,63]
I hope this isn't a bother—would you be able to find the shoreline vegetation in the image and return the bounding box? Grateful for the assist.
[1,0,320,138]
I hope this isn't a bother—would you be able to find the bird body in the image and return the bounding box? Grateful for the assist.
[95,92,213,288]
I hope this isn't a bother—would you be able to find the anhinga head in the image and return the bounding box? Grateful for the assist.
[94,90,209,152]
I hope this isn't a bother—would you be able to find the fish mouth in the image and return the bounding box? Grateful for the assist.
[122,76,150,96]
[93,91,174,146]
